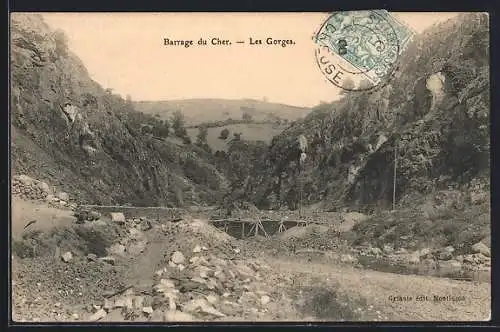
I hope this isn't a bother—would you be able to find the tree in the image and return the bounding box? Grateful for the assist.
[171,110,187,138]
[196,126,208,146]
[242,112,253,122]
[152,119,170,137]
[219,128,230,140]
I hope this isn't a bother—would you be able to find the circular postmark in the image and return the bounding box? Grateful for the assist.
[314,10,405,92]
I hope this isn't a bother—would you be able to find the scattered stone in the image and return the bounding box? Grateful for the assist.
[383,244,394,254]
[110,212,126,224]
[164,310,195,322]
[260,295,271,306]
[395,248,408,255]
[473,253,488,264]
[102,298,114,311]
[171,251,185,264]
[150,310,164,322]
[133,296,145,309]
[72,313,79,320]
[472,242,490,257]
[127,241,147,255]
[463,254,475,263]
[99,256,116,265]
[86,253,97,262]
[88,308,107,321]
[103,309,125,322]
[57,192,70,201]
[206,294,218,305]
[340,254,357,264]
[438,250,453,261]
[193,245,202,253]
[108,244,126,256]
[37,181,51,193]
[235,263,254,279]
[61,251,73,262]
[419,248,432,258]
[142,306,154,315]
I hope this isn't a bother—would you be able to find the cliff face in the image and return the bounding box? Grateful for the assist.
[11,13,228,206]
[238,13,490,211]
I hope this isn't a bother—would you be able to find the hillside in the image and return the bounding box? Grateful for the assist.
[230,13,489,214]
[10,13,228,207]
[133,99,311,126]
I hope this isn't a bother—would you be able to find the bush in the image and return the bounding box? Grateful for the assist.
[219,128,230,140]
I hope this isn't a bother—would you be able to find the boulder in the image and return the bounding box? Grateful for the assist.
[383,244,394,254]
[407,252,421,264]
[88,308,107,321]
[419,248,432,258]
[99,256,116,265]
[340,254,358,264]
[395,248,408,255]
[142,306,154,315]
[171,251,185,264]
[36,181,51,193]
[57,192,70,201]
[110,212,126,224]
[107,244,126,256]
[61,251,73,262]
[471,242,490,257]
[438,251,453,261]
[260,295,271,306]
[86,253,98,262]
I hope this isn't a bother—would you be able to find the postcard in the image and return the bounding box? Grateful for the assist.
[10,11,490,322]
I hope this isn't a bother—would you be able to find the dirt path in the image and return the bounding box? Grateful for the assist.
[11,196,76,238]
[267,255,490,321]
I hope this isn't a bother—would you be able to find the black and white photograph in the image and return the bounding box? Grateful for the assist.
[10,11,490,322]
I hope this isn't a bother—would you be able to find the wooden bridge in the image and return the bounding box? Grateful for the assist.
[208,217,327,238]
[78,204,322,238]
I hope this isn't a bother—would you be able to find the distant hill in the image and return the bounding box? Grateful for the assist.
[133,99,311,126]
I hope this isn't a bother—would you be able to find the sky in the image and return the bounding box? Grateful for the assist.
[39,12,459,107]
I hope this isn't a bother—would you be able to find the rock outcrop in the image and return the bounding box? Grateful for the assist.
[11,13,228,207]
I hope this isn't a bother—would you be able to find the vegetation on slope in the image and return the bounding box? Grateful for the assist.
[11,13,228,207]
[225,13,489,212]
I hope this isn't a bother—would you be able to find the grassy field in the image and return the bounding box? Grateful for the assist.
[187,123,287,152]
[134,98,311,126]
